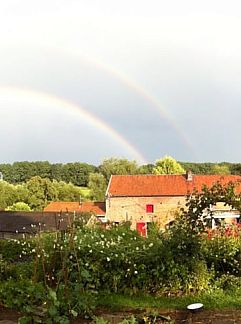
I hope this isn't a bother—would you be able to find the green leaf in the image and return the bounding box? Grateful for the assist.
[48,305,58,317]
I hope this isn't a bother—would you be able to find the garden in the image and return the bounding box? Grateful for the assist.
[1,182,241,323]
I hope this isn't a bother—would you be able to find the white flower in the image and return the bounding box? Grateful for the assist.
[149,243,153,247]
[134,270,138,274]
[136,247,139,251]
[89,250,92,253]
[107,257,110,262]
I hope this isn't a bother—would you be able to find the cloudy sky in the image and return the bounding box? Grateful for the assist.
[0,0,241,165]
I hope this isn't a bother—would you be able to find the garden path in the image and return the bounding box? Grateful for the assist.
[2,309,241,323]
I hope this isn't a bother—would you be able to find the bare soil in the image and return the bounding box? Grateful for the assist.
[0,305,21,323]
[2,306,241,323]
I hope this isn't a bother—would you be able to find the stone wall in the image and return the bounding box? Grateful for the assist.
[106,195,187,229]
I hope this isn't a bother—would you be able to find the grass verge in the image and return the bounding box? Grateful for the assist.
[97,290,241,311]
[79,187,91,198]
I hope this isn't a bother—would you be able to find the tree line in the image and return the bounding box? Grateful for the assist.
[0,161,97,186]
[0,159,240,186]
[0,157,241,211]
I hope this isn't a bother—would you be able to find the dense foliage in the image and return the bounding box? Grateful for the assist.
[0,178,86,211]
[2,181,241,322]
[153,156,185,174]
[1,159,241,186]
[1,219,241,322]
[179,161,234,175]
[0,161,97,186]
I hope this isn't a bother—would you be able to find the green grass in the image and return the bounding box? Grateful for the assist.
[96,291,241,311]
[79,187,91,198]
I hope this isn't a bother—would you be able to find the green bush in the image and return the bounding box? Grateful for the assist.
[202,234,241,276]
[2,215,241,320]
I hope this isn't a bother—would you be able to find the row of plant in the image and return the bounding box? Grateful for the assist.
[0,222,241,322]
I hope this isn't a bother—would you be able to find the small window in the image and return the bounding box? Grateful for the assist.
[146,204,154,213]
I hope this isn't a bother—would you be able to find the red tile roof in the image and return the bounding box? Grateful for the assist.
[44,201,105,215]
[107,174,241,197]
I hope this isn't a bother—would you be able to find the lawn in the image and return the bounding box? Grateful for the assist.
[79,186,91,198]
[97,291,241,311]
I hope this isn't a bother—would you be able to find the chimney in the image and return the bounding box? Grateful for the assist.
[186,170,193,181]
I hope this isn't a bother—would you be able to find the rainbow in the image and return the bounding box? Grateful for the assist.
[0,86,147,164]
[51,48,196,157]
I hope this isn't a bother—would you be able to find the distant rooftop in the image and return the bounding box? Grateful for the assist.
[44,201,106,215]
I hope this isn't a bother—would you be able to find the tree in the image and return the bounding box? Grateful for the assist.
[179,181,241,234]
[14,184,29,203]
[6,202,32,211]
[52,180,84,201]
[88,173,107,201]
[62,163,96,186]
[0,181,18,209]
[153,156,185,174]
[50,163,64,182]
[0,164,12,182]
[211,164,231,175]
[99,158,139,181]
[25,176,58,210]
[11,161,33,183]
[138,164,154,174]
[166,181,241,271]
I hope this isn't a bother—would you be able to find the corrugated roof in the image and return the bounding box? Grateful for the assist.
[107,174,241,197]
[44,201,106,215]
[0,211,70,233]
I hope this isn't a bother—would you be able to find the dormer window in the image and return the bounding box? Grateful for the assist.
[146,204,154,213]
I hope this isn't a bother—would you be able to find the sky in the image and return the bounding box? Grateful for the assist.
[1,0,241,165]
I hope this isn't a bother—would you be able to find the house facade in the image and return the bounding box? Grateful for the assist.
[105,173,241,229]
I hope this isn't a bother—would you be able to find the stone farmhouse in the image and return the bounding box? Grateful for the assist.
[105,172,241,229]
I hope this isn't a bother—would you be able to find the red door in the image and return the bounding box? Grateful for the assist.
[136,221,147,237]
